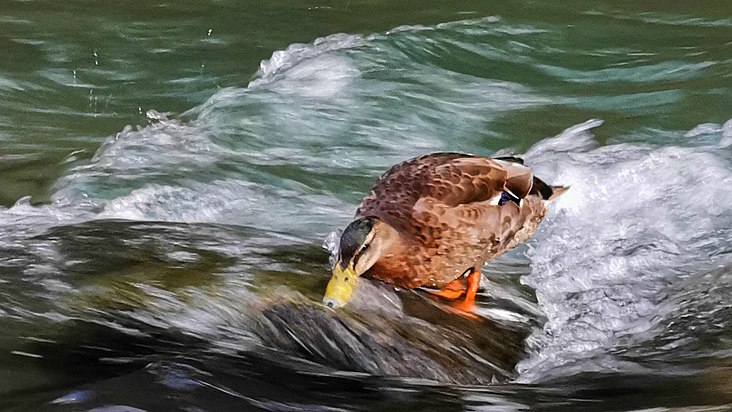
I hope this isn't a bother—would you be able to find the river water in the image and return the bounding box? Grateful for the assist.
[1,1,731,410]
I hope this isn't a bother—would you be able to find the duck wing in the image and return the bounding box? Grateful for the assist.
[356,153,538,238]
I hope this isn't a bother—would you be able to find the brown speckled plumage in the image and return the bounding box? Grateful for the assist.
[354,152,565,289]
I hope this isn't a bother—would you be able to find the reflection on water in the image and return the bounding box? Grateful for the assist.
[1,0,731,410]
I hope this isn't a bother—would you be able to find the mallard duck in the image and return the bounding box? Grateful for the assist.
[323,152,566,311]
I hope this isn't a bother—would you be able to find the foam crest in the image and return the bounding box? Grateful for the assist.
[253,34,363,82]
[685,118,732,149]
[248,33,363,98]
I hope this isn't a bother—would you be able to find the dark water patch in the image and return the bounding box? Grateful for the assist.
[5,353,471,411]
[0,292,529,409]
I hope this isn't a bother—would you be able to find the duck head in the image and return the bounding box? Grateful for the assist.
[322,216,397,309]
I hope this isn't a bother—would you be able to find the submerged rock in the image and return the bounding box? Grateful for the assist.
[253,290,528,384]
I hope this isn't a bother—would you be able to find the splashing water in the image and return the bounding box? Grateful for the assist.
[517,119,732,382]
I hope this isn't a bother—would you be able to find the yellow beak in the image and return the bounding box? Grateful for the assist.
[323,263,358,309]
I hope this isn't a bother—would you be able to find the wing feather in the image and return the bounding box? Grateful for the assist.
[356,153,537,238]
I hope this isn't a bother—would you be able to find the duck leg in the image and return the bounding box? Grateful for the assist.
[424,278,466,300]
[423,267,481,311]
[451,268,480,312]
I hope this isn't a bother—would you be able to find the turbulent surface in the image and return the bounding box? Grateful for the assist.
[1,0,731,410]
[520,120,732,381]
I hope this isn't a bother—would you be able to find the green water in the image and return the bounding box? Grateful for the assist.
[3,0,729,205]
[1,0,731,410]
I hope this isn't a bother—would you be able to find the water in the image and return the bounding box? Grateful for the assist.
[1,0,731,410]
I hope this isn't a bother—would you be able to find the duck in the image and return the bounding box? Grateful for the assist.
[323,152,566,311]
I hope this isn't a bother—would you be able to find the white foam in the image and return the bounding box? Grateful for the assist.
[685,118,732,149]
[248,33,363,100]
[516,120,732,382]
[253,34,363,82]
[322,230,340,268]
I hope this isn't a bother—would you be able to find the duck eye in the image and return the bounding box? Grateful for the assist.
[360,242,370,253]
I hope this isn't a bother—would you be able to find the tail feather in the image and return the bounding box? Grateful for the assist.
[531,176,553,199]
[548,185,569,202]
[531,176,569,203]
[547,186,569,202]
